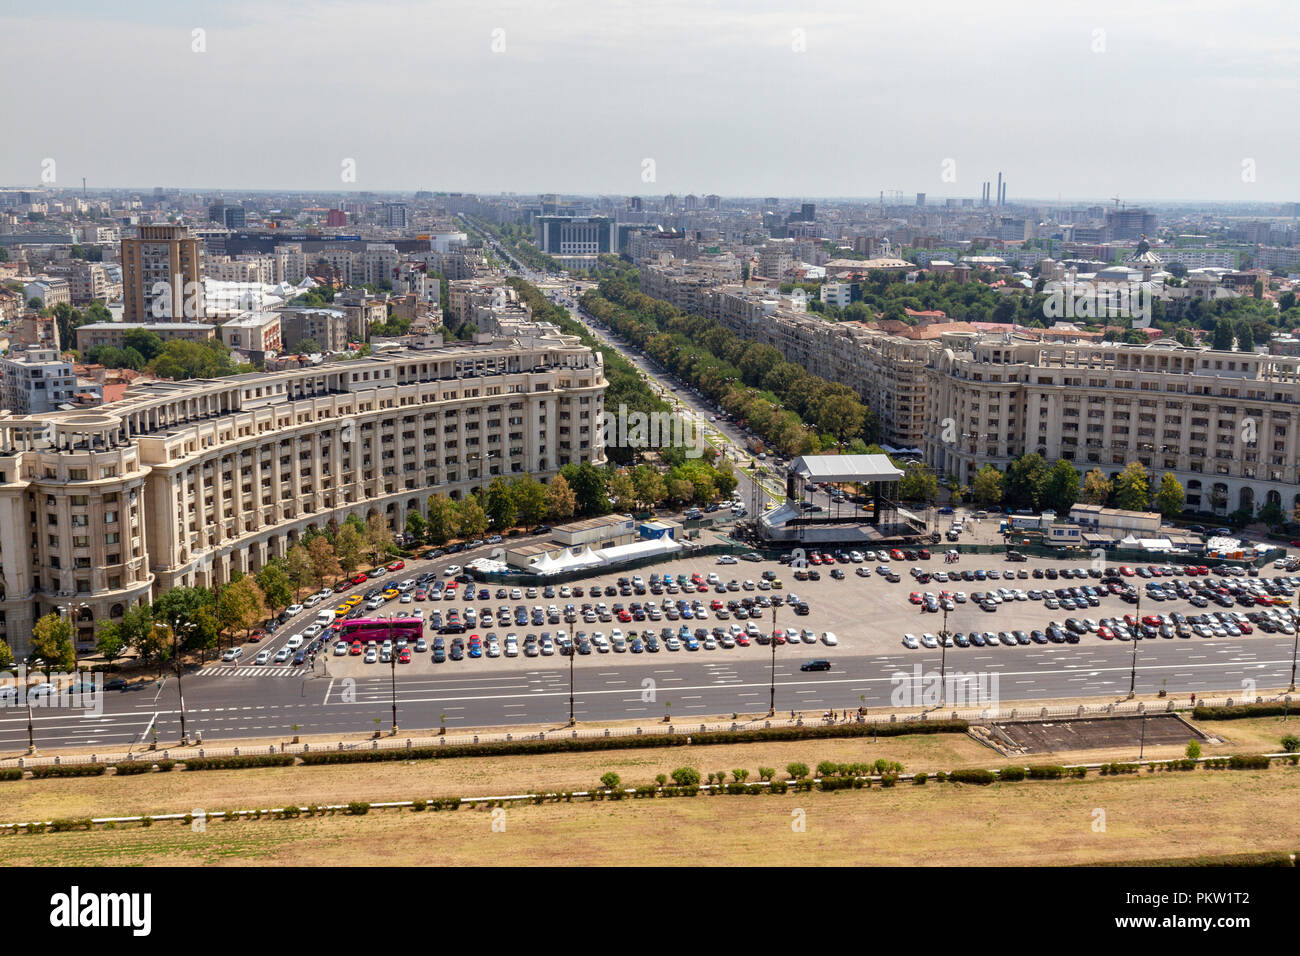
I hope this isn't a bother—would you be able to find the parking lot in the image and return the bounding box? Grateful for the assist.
[226,544,1300,681]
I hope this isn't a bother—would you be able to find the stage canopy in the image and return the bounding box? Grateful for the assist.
[788,454,903,483]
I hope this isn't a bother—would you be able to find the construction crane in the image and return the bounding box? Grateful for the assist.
[1110,195,1126,209]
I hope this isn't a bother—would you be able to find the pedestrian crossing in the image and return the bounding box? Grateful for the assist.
[195,665,312,679]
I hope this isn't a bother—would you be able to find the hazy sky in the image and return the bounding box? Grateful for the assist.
[4,0,1299,200]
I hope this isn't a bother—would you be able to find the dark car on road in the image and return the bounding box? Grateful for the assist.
[799,659,832,672]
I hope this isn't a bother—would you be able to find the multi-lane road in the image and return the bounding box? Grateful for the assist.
[2,635,1293,752]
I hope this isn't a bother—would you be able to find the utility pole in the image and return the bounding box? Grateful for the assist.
[389,618,398,733]
[568,631,576,725]
[768,601,779,717]
[1289,607,1298,693]
[1127,588,1142,699]
[939,602,950,709]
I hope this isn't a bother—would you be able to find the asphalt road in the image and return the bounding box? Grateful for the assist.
[3,632,1293,751]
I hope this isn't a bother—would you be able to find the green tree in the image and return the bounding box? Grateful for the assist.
[600,771,621,791]
[546,473,577,521]
[785,762,810,780]
[1113,462,1150,512]
[560,462,609,516]
[1082,468,1112,505]
[308,535,343,588]
[216,576,267,645]
[363,515,393,567]
[972,465,1003,509]
[669,766,701,787]
[1154,473,1185,519]
[898,462,939,504]
[285,544,316,599]
[484,477,517,531]
[1211,317,1235,351]
[1185,740,1201,760]
[94,622,127,668]
[405,511,428,544]
[607,469,637,512]
[0,639,12,669]
[122,328,164,361]
[425,494,456,545]
[1040,460,1081,514]
[1004,453,1049,511]
[255,560,293,613]
[1236,321,1255,353]
[512,475,548,530]
[334,524,364,576]
[30,613,76,673]
[455,496,489,538]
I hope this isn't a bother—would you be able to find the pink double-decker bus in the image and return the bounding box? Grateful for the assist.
[333,617,423,644]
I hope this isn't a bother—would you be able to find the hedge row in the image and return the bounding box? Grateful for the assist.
[297,721,968,767]
[1094,851,1294,868]
[946,768,996,785]
[182,754,295,771]
[29,764,107,779]
[0,768,22,781]
[1193,703,1292,720]
[113,759,177,775]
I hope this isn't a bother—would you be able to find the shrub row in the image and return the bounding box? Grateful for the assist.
[182,754,295,771]
[29,764,107,778]
[946,768,996,785]
[1094,851,1294,868]
[297,721,968,767]
[0,768,22,781]
[999,766,1027,782]
[1099,762,1142,775]
[1193,703,1291,720]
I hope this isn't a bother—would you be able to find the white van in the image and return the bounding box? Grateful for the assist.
[316,610,335,628]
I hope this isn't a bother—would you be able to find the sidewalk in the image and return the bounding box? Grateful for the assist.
[3,688,1292,769]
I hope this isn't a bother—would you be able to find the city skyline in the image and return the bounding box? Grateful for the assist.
[4,0,1299,199]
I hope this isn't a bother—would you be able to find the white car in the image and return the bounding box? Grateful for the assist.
[285,604,304,617]
[333,641,348,656]
[504,634,519,657]
[222,647,243,662]
[364,648,378,664]
[902,633,920,649]
[303,594,322,608]
[920,633,939,649]
[821,631,838,646]
[444,565,462,576]
[303,624,323,639]
[717,555,738,565]
[255,649,272,665]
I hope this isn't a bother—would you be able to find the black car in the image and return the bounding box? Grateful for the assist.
[799,660,832,672]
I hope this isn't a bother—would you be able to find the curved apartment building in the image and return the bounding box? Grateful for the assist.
[0,333,606,656]
[926,335,1300,519]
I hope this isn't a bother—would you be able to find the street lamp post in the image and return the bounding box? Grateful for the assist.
[768,602,778,717]
[164,619,193,745]
[389,618,398,734]
[1289,607,1298,693]
[1127,589,1142,699]
[568,632,576,725]
[939,603,950,709]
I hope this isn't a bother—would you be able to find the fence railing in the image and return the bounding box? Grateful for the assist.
[3,692,1292,770]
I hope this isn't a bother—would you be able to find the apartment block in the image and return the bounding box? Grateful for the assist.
[0,334,607,655]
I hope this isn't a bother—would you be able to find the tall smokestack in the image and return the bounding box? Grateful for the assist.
[996,172,1002,206]
[1000,181,1006,205]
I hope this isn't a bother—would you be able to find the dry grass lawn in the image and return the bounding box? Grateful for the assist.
[1,716,1295,866]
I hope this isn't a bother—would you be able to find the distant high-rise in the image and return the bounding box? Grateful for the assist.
[208,201,245,229]
[121,224,205,322]
[801,202,816,221]
[626,196,644,212]
[916,193,926,207]
[381,202,408,230]
[327,209,348,227]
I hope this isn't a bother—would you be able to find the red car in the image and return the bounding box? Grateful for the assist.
[398,648,412,664]
[909,592,923,604]
[808,553,822,565]
[351,573,368,585]
[1097,626,1114,640]
[772,631,786,645]
[336,579,353,592]
[349,641,364,656]
[1119,566,1135,577]
[735,634,750,647]
[388,560,405,572]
